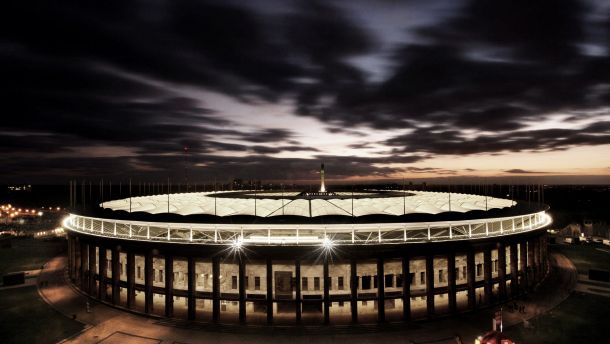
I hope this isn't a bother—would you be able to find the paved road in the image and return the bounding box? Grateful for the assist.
[501,252,577,327]
[37,253,577,344]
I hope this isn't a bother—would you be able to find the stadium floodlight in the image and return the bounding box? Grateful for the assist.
[232,235,244,249]
[322,235,334,250]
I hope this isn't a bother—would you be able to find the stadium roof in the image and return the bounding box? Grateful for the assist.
[101,191,514,217]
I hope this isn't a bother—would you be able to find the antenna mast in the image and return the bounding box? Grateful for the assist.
[319,163,326,193]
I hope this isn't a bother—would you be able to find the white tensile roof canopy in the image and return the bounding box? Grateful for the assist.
[101,191,514,217]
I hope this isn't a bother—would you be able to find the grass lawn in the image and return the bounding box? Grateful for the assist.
[0,286,84,343]
[0,237,66,275]
[551,242,610,273]
[503,243,610,343]
[0,237,82,343]
[504,292,610,343]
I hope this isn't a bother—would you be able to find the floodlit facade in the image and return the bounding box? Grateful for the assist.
[65,190,550,325]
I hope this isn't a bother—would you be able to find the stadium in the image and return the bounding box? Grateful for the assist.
[64,167,551,325]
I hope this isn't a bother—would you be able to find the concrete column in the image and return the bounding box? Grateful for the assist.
[401,256,410,321]
[213,257,221,322]
[67,236,72,278]
[74,238,79,280]
[74,238,81,282]
[89,245,96,296]
[71,237,76,280]
[540,235,547,276]
[498,243,507,300]
[98,246,107,300]
[323,256,330,324]
[447,252,456,313]
[540,237,545,277]
[127,252,135,309]
[377,257,385,322]
[187,256,196,320]
[80,243,88,291]
[527,240,535,287]
[529,240,536,283]
[425,255,434,317]
[534,239,541,282]
[144,251,153,313]
[239,257,246,323]
[266,258,273,324]
[72,237,77,279]
[350,259,358,323]
[467,250,475,309]
[165,255,174,317]
[295,259,301,323]
[112,247,120,305]
[520,241,528,289]
[538,237,544,277]
[68,236,73,280]
[483,248,492,305]
[510,243,519,297]
[545,236,549,274]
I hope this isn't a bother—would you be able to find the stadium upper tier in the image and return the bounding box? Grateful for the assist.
[101,191,515,217]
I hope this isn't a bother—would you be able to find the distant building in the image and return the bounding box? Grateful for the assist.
[7,184,32,192]
[561,223,582,237]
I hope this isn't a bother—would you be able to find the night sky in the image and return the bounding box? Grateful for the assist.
[2,0,609,184]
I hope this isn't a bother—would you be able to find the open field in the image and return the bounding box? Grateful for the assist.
[504,291,610,343]
[0,284,84,343]
[0,237,66,275]
[503,242,610,343]
[0,237,83,343]
[551,242,610,273]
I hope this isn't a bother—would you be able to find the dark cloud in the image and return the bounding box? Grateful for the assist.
[0,133,74,154]
[233,129,294,144]
[249,145,319,154]
[1,0,372,102]
[191,154,423,180]
[0,156,138,181]
[296,0,610,150]
[0,0,608,182]
[1,0,298,100]
[430,0,586,62]
[387,122,610,155]
[402,167,458,175]
[0,153,420,184]
[326,127,367,137]
[504,169,551,174]
[0,0,381,182]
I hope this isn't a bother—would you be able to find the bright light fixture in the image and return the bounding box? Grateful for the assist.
[232,236,244,249]
[322,236,334,249]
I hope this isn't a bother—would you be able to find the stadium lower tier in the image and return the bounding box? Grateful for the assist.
[67,230,547,324]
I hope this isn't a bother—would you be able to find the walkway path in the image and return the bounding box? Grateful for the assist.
[37,253,577,344]
[574,274,610,298]
[501,253,577,327]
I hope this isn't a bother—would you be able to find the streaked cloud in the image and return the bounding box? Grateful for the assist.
[0,0,609,183]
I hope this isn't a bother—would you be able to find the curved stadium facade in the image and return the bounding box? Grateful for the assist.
[64,189,550,325]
